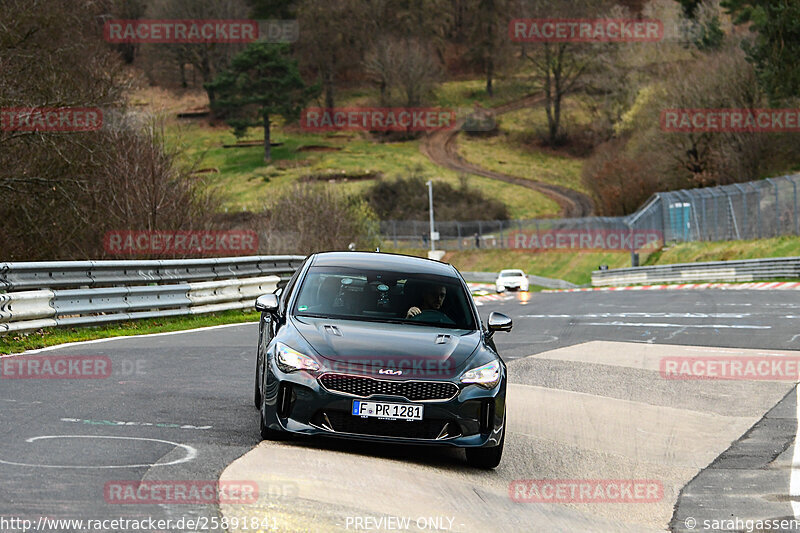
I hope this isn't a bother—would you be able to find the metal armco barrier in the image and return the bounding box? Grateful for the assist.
[592,256,800,287]
[0,256,304,334]
[0,256,304,291]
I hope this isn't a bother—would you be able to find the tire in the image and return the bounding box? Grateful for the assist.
[258,370,289,441]
[465,426,504,469]
[254,351,262,409]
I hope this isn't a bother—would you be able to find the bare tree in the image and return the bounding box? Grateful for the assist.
[0,1,224,260]
[263,184,379,254]
[465,0,515,97]
[518,0,617,145]
[364,36,441,107]
[295,0,365,109]
[143,0,249,103]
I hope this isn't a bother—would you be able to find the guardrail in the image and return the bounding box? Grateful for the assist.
[592,256,800,287]
[0,256,305,334]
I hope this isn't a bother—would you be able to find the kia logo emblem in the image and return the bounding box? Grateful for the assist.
[378,369,402,376]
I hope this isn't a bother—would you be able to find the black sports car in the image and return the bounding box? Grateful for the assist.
[253,252,512,468]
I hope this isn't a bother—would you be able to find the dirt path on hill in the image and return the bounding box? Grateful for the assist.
[421,94,594,217]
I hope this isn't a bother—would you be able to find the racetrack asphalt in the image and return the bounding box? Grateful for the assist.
[2,289,800,532]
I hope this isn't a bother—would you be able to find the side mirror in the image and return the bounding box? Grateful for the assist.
[255,294,279,313]
[487,312,513,333]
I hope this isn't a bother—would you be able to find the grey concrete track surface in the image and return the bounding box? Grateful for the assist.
[2,290,800,532]
[419,94,595,218]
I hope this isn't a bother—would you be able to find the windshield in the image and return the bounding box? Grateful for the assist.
[292,266,476,330]
[500,271,525,277]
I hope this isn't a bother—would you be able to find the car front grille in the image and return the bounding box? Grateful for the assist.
[317,410,461,440]
[318,373,459,402]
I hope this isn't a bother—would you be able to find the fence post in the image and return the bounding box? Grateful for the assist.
[392,220,398,248]
[766,178,780,237]
[457,221,462,250]
[751,183,761,239]
[699,194,706,241]
[733,184,748,239]
[712,191,720,241]
[791,176,799,235]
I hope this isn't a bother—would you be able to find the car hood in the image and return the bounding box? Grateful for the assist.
[291,316,481,379]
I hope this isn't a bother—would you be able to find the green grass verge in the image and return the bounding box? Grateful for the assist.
[433,78,535,109]
[0,310,259,355]
[334,77,536,109]
[643,236,800,265]
[458,105,587,194]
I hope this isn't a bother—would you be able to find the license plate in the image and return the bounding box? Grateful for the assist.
[352,400,424,421]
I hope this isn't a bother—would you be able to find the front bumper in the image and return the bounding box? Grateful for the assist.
[262,360,506,448]
[497,283,527,292]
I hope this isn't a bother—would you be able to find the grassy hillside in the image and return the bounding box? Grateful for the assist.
[138,83,569,218]
[458,104,588,194]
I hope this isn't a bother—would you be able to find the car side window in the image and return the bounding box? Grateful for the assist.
[279,261,305,316]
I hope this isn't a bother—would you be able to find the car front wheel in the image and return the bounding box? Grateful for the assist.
[259,371,290,441]
[465,423,505,469]
[254,351,262,409]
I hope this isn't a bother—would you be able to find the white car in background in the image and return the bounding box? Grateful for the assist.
[495,269,529,293]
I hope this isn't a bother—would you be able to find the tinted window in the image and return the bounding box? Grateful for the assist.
[293,266,476,330]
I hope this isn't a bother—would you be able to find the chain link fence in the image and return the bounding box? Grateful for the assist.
[380,174,800,251]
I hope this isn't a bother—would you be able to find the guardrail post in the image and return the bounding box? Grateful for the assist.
[392,220,398,248]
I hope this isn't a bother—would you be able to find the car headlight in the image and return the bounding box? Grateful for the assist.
[460,360,501,389]
[275,342,320,373]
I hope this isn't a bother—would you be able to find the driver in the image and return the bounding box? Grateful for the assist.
[406,283,447,319]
